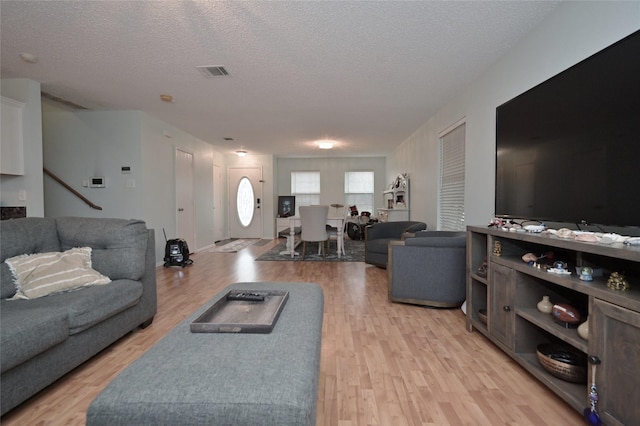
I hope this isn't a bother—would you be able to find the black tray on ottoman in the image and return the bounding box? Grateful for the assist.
[190,290,289,333]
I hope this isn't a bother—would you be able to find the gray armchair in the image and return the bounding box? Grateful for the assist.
[388,231,466,308]
[364,221,427,268]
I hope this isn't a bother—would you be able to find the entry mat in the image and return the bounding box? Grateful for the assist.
[190,290,289,334]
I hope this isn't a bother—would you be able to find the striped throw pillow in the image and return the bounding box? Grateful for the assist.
[5,247,111,300]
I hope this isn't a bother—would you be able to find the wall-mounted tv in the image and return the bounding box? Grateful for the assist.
[495,30,640,230]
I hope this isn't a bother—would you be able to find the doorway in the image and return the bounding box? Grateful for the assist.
[213,164,225,242]
[175,149,195,250]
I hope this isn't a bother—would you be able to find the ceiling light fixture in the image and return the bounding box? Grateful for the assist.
[236,150,247,157]
[318,140,334,149]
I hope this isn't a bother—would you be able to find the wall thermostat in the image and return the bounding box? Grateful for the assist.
[90,177,105,188]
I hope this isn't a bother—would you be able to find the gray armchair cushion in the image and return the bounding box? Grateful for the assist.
[364,221,427,267]
[56,217,148,281]
[21,279,144,335]
[405,231,466,247]
[388,232,466,307]
[366,221,426,241]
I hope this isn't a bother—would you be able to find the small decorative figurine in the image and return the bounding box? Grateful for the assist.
[553,261,568,271]
[548,260,571,275]
[493,240,502,257]
[584,358,602,425]
[580,266,594,281]
[476,260,488,278]
[607,272,630,291]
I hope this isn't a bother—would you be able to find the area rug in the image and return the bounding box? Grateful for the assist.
[256,238,364,262]
[210,238,259,253]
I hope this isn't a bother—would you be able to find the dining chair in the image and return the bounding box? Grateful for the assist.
[299,205,329,259]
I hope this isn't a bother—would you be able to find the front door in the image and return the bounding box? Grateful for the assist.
[228,167,263,238]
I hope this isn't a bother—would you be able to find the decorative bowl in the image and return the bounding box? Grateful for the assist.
[536,343,587,383]
[478,309,487,325]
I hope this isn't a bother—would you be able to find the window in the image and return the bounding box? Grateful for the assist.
[291,171,320,214]
[438,121,465,231]
[236,177,255,227]
[345,171,374,214]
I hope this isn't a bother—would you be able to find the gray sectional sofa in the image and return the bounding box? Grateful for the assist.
[0,217,157,415]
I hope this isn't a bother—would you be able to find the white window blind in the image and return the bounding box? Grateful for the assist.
[439,123,465,231]
[344,171,374,213]
[291,171,320,214]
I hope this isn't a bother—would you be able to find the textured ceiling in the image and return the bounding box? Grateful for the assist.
[1,1,560,157]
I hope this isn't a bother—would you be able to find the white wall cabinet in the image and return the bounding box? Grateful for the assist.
[1,96,25,175]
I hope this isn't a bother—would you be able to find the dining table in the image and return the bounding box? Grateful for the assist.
[282,215,346,258]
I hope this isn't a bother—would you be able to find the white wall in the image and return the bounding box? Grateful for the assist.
[43,105,144,219]
[42,104,227,263]
[0,78,44,216]
[138,114,226,258]
[275,156,387,218]
[388,1,640,230]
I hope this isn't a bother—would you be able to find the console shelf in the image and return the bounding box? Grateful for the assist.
[466,226,640,425]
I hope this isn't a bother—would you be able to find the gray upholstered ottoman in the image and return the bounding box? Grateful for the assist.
[86,282,324,426]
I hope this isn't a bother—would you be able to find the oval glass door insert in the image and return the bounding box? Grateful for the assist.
[236,177,255,227]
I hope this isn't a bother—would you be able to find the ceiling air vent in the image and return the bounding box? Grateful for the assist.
[197,65,230,78]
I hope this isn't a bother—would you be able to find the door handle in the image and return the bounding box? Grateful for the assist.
[178,208,184,212]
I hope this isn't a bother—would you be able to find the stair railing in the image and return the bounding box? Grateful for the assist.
[43,167,103,210]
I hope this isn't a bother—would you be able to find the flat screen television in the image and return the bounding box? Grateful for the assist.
[495,30,640,230]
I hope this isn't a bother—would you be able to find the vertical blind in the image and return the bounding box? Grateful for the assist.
[344,171,374,213]
[291,171,320,213]
[439,123,466,231]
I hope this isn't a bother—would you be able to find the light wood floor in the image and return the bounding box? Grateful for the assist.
[1,239,583,425]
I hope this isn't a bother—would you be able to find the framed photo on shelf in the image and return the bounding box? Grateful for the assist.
[277,196,295,217]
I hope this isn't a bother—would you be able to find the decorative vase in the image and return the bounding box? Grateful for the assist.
[537,296,553,314]
[578,319,589,340]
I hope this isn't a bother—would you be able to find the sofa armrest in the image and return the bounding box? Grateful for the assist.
[137,229,158,325]
[366,221,426,241]
[404,232,466,248]
[410,230,465,240]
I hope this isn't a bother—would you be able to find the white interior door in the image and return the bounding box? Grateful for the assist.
[213,164,225,242]
[229,167,263,238]
[175,149,195,250]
